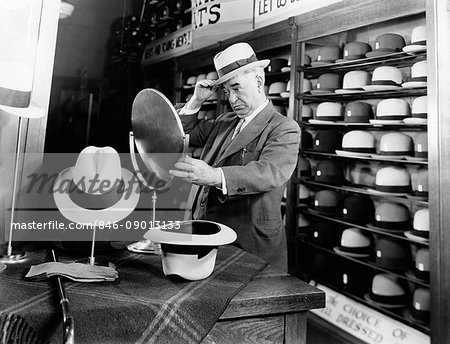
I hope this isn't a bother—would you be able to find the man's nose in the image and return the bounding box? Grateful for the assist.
[228,92,237,103]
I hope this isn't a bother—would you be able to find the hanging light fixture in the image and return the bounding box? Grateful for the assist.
[59,1,74,19]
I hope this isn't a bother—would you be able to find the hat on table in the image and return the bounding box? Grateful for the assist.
[375,166,411,194]
[53,146,140,225]
[414,132,428,158]
[313,189,340,215]
[364,66,403,91]
[311,74,342,94]
[366,33,406,57]
[374,237,412,271]
[344,101,373,123]
[310,221,342,249]
[378,132,414,156]
[311,46,342,66]
[341,131,376,154]
[411,167,428,197]
[412,248,430,281]
[365,273,408,308]
[371,202,411,231]
[313,130,343,153]
[334,227,372,258]
[314,160,345,185]
[315,102,344,121]
[337,42,372,61]
[403,60,427,88]
[335,71,371,93]
[298,156,311,177]
[403,25,427,53]
[342,194,375,225]
[266,58,288,73]
[374,98,411,121]
[212,42,270,86]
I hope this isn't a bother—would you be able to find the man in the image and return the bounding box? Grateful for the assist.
[169,42,300,270]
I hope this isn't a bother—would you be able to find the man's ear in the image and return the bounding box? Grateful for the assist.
[256,75,263,87]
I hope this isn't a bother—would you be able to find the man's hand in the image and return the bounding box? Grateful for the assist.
[185,79,218,111]
[169,155,222,187]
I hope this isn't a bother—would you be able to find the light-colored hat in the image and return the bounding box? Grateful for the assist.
[212,42,270,86]
[268,81,287,96]
[412,96,427,118]
[403,60,427,88]
[375,166,411,193]
[365,66,403,91]
[366,33,406,58]
[378,132,413,156]
[375,98,410,120]
[336,70,371,93]
[206,71,218,80]
[266,58,288,73]
[342,130,376,153]
[334,228,372,258]
[315,102,344,121]
[403,25,427,53]
[414,132,428,158]
[301,104,313,120]
[53,146,140,224]
[196,73,207,82]
[371,202,411,231]
[365,273,408,308]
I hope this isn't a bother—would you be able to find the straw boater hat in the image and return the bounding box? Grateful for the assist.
[212,42,270,86]
[53,146,140,225]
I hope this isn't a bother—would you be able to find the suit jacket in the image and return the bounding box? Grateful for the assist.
[180,102,301,270]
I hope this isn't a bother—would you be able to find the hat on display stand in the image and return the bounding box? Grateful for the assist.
[403,25,427,54]
[364,273,408,309]
[310,221,342,249]
[343,101,374,123]
[266,58,288,73]
[373,132,414,159]
[410,166,428,199]
[370,166,412,195]
[335,42,372,62]
[405,96,427,125]
[311,189,340,215]
[370,98,411,124]
[367,202,411,232]
[311,46,342,66]
[341,194,375,225]
[403,287,430,325]
[311,102,344,123]
[335,70,371,94]
[310,73,342,94]
[366,33,406,58]
[363,66,403,92]
[268,81,287,98]
[183,76,197,89]
[405,208,429,243]
[333,228,372,258]
[313,130,343,153]
[337,131,376,157]
[402,60,427,88]
[301,104,313,121]
[314,160,345,185]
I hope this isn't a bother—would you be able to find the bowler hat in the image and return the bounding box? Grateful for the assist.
[378,132,414,157]
[411,96,427,119]
[364,66,403,91]
[314,160,345,185]
[402,60,427,88]
[366,33,406,57]
[313,130,343,153]
[365,273,408,308]
[334,227,372,258]
[375,166,412,194]
[312,189,340,215]
[212,42,270,86]
[406,208,429,241]
[374,237,411,271]
[337,42,372,61]
[312,46,342,66]
[301,105,313,120]
[412,248,430,281]
[310,221,342,249]
[268,82,287,97]
[298,184,311,204]
[344,101,373,123]
[371,202,411,231]
[414,132,428,158]
[335,70,371,93]
[315,102,344,121]
[411,167,428,197]
[311,74,342,94]
[409,287,430,324]
[342,194,375,225]
[403,25,427,53]
[184,76,197,88]
[341,130,376,154]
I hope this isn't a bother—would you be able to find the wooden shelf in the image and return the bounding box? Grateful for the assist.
[299,121,427,131]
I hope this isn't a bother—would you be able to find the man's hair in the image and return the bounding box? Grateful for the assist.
[242,66,265,85]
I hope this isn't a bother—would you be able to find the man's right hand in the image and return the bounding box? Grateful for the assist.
[185,79,218,111]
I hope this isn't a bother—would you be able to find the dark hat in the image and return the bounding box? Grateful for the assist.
[375,166,411,194]
[375,98,411,121]
[365,273,408,308]
[266,58,288,73]
[372,202,411,231]
[374,237,412,271]
[297,156,311,177]
[313,130,343,153]
[310,221,342,249]
[412,247,430,281]
[410,287,430,324]
[344,101,373,123]
[311,73,342,94]
[339,42,372,61]
[301,130,313,149]
[315,102,344,121]
[334,227,372,258]
[309,251,342,285]
[366,33,406,57]
[342,194,375,225]
[340,260,373,296]
[414,132,428,158]
[378,132,414,156]
[411,167,428,197]
[342,130,376,153]
[313,189,340,215]
[312,46,342,66]
[314,160,345,185]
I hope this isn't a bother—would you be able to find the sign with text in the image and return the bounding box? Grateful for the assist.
[192,0,253,50]
[311,283,430,344]
[254,0,343,29]
[142,26,192,66]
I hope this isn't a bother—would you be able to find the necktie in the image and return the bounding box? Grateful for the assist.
[231,118,245,140]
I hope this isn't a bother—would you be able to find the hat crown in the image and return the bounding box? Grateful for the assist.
[313,130,343,152]
[379,132,413,153]
[342,194,374,223]
[411,60,427,78]
[413,208,429,231]
[342,70,371,89]
[374,33,406,51]
[413,288,431,311]
[316,73,341,90]
[376,166,411,186]
[372,66,403,85]
[341,228,371,248]
[299,184,310,200]
[186,76,196,84]
[414,132,428,152]
[376,98,410,118]
[301,105,313,118]
[314,189,339,207]
[372,274,405,296]
[316,102,343,117]
[268,81,287,95]
[415,248,430,270]
[72,146,122,195]
[375,202,410,222]
[411,25,427,45]
[412,96,427,114]
[343,42,372,59]
[316,46,342,62]
[196,73,206,82]
[412,167,428,191]
[344,101,373,122]
[343,130,375,148]
[302,79,312,92]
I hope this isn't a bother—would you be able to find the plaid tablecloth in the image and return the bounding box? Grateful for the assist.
[0,245,267,344]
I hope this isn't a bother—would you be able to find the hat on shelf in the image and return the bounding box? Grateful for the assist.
[313,130,343,153]
[366,33,406,58]
[184,75,197,88]
[407,287,431,324]
[311,46,342,66]
[300,79,313,94]
[310,221,342,249]
[298,156,311,177]
[413,132,428,158]
[311,73,342,94]
[411,247,430,282]
[363,66,403,91]
[348,162,376,187]
[298,184,311,204]
[344,101,374,123]
[402,60,427,88]
[145,220,237,280]
[403,25,427,54]
[309,251,342,285]
[297,213,311,232]
[378,132,414,157]
[374,237,412,271]
[301,104,313,120]
[341,130,376,154]
[206,71,218,80]
[333,227,372,258]
[303,54,312,66]
[411,166,428,197]
[314,159,345,185]
[268,81,287,97]
[280,80,291,98]
[335,70,371,93]
[411,96,428,119]
[370,202,411,231]
[405,208,430,242]
[336,42,372,62]
[212,42,270,86]
[301,130,313,149]
[364,273,408,308]
[312,189,340,215]
[315,102,344,122]
[374,98,411,122]
[281,56,292,73]
[342,194,375,225]
[374,166,412,194]
[266,58,288,73]
[340,260,374,295]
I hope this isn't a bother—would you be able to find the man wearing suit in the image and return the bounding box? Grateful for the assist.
[169,42,300,270]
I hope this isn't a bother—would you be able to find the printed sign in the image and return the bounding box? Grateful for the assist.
[254,0,343,29]
[311,283,430,344]
[142,26,192,66]
[192,0,253,50]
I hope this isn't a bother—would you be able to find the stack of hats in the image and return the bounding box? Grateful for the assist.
[310,74,342,94]
[335,70,371,93]
[298,156,311,177]
[312,189,340,215]
[340,260,373,296]
[344,101,374,123]
[339,131,376,156]
[403,25,427,54]
[342,194,375,225]
[369,202,411,232]
[314,160,345,185]
[374,237,412,271]
[310,221,342,249]
[406,96,428,125]
[405,208,429,242]
[314,102,344,122]
[364,66,403,92]
[373,98,411,123]
[266,58,288,73]
[366,33,406,57]
[337,42,372,62]
[404,287,430,325]
[377,132,414,158]
[311,46,342,66]
[313,130,343,153]
[413,132,428,158]
[374,166,411,194]
[402,60,427,88]
[365,273,408,309]
[333,227,372,258]
[411,166,428,198]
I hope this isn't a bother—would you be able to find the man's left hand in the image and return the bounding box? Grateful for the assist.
[169,155,222,187]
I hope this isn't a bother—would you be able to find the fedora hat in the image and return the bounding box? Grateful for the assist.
[212,42,270,86]
[363,66,403,92]
[336,42,372,62]
[342,194,375,225]
[53,146,140,224]
[344,101,373,123]
[403,25,427,54]
[378,132,414,157]
[311,46,342,66]
[334,227,372,258]
[370,202,411,231]
[403,60,427,88]
[313,130,343,153]
[374,237,411,271]
[311,74,342,94]
[374,166,411,194]
[145,220,236,280]
[341,130,376,154]
[374,98,411,122]
[266,58,288,73]
[315,102,344,122]
[366,33,406,58]
[312,189,340,215]
[335,71,371,93]
[314,160,345,185]
[310,221,342,249]
[364,273,408,308]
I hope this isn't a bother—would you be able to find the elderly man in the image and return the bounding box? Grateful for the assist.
[170,42,300,270]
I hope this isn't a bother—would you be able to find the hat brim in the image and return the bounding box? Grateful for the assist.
[144,220,237,246]
[364,293,407,308]
[402,81,427,88]
[211,59,270,86]
[402,45,427,54]
[53,167,140,224]
[404,231,429,243]
[333,246,371,258]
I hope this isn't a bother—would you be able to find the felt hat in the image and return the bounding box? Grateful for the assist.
[298,156,311,177]
[266,58,288,73]
[366,33,406,58]
[315,102,344,122]
[212,43,270,86]
[313,189,340,215]
[412,248,430,281]
[408,208,430,240]
[408,287,430,324]
[310,221,342,249]
[268,81,287,97]
[403,60,427,88]
[365,273,408,308]
[375,166,411,194]
[311,73,342,94]
[53,146,140,224]
[364,66,403,91]
[378,132,414,156]
[371,202,411,231]
[313,130,343,153]
[403,25,427,53]
[335,70,371,93]
[145,220,237,280]
[338,42,372,61]
[312,46,342,66]
[344,101,373,123]
[375,98,411,121]
[340,260,373,295]
[414,132,428,158]
[334,227,372,258]
[374,237,411,271]
[342,130,376,154]
[342,194,375,225]
[411,96,427,119]
[301,104,313,120]
[411,167,428,197]
[314,160,345,185]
